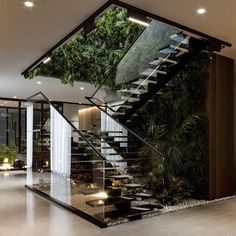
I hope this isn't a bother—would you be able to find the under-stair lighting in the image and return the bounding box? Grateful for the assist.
[197,8,206,14]
[80,87,84,90]
[24,1,34,8]
[128,10,150,27]
[43,57,51,64]
[95,192,108,199]
[37,81,42,85]
[128,17,149,27]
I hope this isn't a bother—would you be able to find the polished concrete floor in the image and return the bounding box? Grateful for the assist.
[1,171,236,236]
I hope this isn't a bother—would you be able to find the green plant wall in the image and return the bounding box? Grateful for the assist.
[128,52,210,199]
[28,7,144,86]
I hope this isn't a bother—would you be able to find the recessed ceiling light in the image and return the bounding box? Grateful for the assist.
[13,96,17,99]
[37,81,42,85]
[80,87,84,90]
[43,57,51,64]
[197,8,206,14]
[24,1,34,8]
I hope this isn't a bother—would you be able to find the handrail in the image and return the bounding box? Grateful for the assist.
[86,96,165,157]
[27,92,107,160]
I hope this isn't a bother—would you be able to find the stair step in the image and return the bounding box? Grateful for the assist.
[128,97,140,102]
[81,130,122,134]
[111,104,132,109]
[119,105,132,109]
[86,146,120,150]
[170,33,190,45]
[108,152,137,156]
[103,136,128,139]
[159,46,177,54]
[132,79,157,86]
[140,68,167,77]
[170,44,189,53]
[79,140,126,144]
[175,51,186,57]
[149,59,162,66]
[159,57,177,65]
[117,88,147,95]
[127,88,147,95]
[113,112,126,116]
[71,153,94,156]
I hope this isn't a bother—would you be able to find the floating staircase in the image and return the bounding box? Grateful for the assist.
[95,32,207,123]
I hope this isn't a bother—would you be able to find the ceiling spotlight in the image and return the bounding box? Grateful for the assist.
[24,1,34,8]
[13,96,17,99]
[37,81,42,85]
[197,8,206,14]
[43,57,51,64]
[80,87,84,90]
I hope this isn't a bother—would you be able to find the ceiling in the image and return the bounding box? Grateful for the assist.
[0,0,235,102]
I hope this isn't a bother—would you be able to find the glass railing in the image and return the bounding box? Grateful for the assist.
[90,18,180,109]
[26,92,165,227]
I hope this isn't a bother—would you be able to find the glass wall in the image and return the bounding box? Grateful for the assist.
[0,100,26,152]
[0,99,27,169]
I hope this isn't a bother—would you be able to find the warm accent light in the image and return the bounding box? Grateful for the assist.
[0,158,12,170]
[79,106,98,112]
[95,192,108,199]
[197,8,206,14]
[128,17,149,27]
[24,1,34,7]
[43,57,51,64]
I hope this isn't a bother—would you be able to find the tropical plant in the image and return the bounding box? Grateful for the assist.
[128,52,210,200]
[27,7,144,86]
[0,143,17,165]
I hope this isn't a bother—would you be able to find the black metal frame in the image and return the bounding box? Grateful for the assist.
[21,0,231,77]
[25,185,107,228]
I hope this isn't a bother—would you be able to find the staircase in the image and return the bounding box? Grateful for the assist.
[91,32,207,123]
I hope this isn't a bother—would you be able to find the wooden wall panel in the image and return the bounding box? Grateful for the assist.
[208,53,234,199]
[78,107,101,131]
